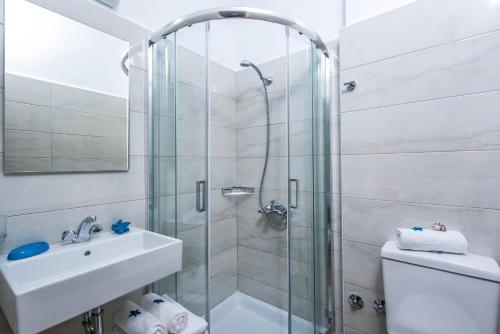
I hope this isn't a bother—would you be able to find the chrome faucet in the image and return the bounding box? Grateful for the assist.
[62,216,103,243]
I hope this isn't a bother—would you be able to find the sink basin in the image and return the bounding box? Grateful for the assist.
[0,228,182,334]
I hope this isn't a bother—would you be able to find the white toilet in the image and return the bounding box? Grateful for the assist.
[382,241,500,334]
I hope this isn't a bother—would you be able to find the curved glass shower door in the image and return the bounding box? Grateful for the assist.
[149,14,332,334]
[150,22,210,317]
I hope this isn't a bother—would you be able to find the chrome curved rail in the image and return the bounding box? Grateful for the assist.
[121,51,129,76]
[149,7,329,57]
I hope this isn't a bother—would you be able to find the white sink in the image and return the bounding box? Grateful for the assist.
[0,228,182,334]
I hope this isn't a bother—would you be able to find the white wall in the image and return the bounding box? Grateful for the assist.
[345,0,416,25]
[5,0,128,97]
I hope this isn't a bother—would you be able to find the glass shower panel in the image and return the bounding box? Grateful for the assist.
[287,29,315,334]
[150,34,177,298]
[150,23,210,318]
[175,23,209,318]
[311,48,332,334]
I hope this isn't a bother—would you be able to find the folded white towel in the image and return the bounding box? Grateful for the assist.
[397,228,468,254]
[181,310,208,334]
[139,293,188,334]
[113,300,166,334]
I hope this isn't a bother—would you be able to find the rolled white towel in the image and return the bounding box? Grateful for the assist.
[180,310,208,334]
[139,293,188,334]
[397,227,468,254]
[113,300,166,334]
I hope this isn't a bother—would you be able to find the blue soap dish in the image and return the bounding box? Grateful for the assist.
[8,242,49,261]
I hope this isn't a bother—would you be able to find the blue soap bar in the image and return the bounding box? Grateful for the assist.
[7,242,49,261]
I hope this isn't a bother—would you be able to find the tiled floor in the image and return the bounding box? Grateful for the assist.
[210,291,314,334]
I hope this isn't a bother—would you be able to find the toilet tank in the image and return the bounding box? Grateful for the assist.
[381,241,500,334]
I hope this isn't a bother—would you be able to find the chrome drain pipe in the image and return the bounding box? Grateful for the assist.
[82,306,104,334]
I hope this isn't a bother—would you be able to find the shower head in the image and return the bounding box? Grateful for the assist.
[239,59,273,86]
[240,60,252,67]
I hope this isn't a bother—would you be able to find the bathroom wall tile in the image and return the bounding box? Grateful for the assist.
[342,150,500,210]
[128,65,147,113]
[5,74,51,106]
[332,193,341,232]
[180,225,205,268]
[343,325,365,334]
[175,45,205,90]
[237,246,287,291]
[211,93,237,129]
[342,198,500,261]
[237,215,287,258]
[342,241,383,293]
[210,189,237,222]
[342,90,500,154]
[52,134,126,159]
[177,157,205,194]
[4,102,51,132]
[52,83,127,117]
[177,82,205,123]
[341,30,500,112]
[237,157,287,191]
[177,120,205,157]
[236,90,286,128]
[4,130,51,158]
[210,158,236,189]
[237,274,288,311]
[237,123,287,158]
[0,199,145,254]
[210,276,237,308]
[52,108,127,139]
[341,0,500,69]
[212,125,236,158]
[211,217,237,255]
[176,192,204,231]
[211,61,236,100]
[180,248,236,311]
[0,154,145,214]
[129,110,146,156]
[343,283,386,334]
[210,247,237,287]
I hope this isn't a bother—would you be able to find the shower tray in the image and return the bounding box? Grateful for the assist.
[222,186,254,197]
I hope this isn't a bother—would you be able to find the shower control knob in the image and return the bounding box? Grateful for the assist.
[373,298,386,313]
[348,294,364,310]
[343,81,357,92]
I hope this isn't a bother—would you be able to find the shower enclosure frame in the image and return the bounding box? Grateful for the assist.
[147,7,334,334]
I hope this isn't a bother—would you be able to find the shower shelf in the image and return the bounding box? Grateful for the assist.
[222,186,254,197]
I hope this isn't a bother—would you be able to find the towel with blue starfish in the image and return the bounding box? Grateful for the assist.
[397,227,468,254]
[139,293,188,334]
[113,300,165,334]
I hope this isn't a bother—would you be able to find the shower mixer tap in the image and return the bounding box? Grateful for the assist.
[259,201,287,229]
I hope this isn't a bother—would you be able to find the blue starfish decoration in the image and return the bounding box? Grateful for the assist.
[153,299,165,304]
[411,226,423,231]
[129,309,141,317]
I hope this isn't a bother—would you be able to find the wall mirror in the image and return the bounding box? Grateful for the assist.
[4,0,129,174]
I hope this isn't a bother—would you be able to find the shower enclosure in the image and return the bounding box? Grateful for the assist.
[148,8,333,334]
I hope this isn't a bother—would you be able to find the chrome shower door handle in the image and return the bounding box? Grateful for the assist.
[196,180,206,212]
[290,179,299,209]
